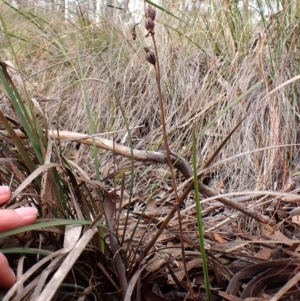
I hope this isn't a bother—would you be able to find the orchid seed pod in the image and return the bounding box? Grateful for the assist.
[146,5,156,21]
[144,47,156,65]
[145,17,155,33]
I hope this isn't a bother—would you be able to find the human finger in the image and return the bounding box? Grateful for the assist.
[0,186,11,205]
[0,207,37,232]
[0,252,16,288]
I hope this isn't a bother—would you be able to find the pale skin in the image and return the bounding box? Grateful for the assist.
[0,186,37,288]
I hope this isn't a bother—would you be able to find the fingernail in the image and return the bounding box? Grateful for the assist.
[14,207,38,216]
[0,186,10,196]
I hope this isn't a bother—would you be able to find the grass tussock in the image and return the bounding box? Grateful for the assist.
[1,0,300,300]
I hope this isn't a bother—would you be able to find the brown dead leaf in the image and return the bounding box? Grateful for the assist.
[145,253,167,272]
[218,291,243,301]
[213,232,227,243]
[292,215,300,225]
[168,258,202,285]
[267,230,294,246]
[156,233,168,242]
[167,241,190,248]
[147,198,157,211]
[261,224,274,238]
[289,206,300,217]
[254,248,271,260]
[162,247,182,258]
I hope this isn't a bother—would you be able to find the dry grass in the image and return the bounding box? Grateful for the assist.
[1,0,300,300]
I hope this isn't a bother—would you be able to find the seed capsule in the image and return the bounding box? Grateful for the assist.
[144,47,156,65]
[145,17,155,33]
[146,6,156,21]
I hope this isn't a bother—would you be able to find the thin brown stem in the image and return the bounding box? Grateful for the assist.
[150,34,192,292]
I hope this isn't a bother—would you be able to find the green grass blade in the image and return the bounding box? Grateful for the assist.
[193,129,211,301]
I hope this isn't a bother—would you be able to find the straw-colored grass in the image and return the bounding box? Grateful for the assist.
[1,0,300,300]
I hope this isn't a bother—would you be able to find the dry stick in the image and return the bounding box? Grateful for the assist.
[150,33,191,291]
[3,129,192,178]
[3,128,270,224]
